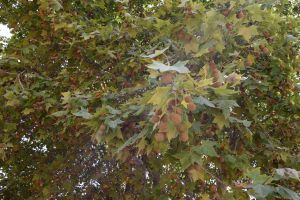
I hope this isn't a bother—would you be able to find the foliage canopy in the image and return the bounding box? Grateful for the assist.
[0,0,299,199]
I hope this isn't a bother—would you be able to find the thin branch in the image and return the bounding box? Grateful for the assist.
[199,165,226,189]
[17,73,25,91]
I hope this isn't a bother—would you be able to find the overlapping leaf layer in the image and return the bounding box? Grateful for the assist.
[0,0,299,199]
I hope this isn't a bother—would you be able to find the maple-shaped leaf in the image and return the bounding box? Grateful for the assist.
[141,46,169,58]
[192,140,218,157]
[147,61,190,73]
[238,26,259,42]
[246,168,272,185]
[72,108,92,119]
[166,122,178,141]
[148,87,170,105]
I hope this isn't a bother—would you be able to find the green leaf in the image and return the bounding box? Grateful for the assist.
[166,122,178,141]
[192,140,218,157]
[51,110,68,117]
[194,96,215,107]
[50,0,63,10]
[194,40,215,57]
[141,46,169,58]
[213,87,238,96]
[246,168,272,185]
[275,168,300,181]
[106,118,123,129]
[4,91,20,107]
[276,186,300,200]
[106,105,121,115]
[116,130,147,154]
[22,108,34,115]
[252,184,275,199]
[72,108,92,119]
[214,100,239,109]
[3,123,17,133]
[178,0,189,7]
[174,151,193,170]
[229,117,252,127]
[214,100,239,118]
[246,4,264,22]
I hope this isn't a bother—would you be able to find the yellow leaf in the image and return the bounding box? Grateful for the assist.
[194,47,209,57]
[199,194,210,200]
[196,78,213,88]
[189,167,205,182]
[148,87,170,105]
[238,26,259,42]
[61,91,71,104]
[247,54,255,64]
[184,37,199,53]
[181,100,188,108]
[199,64,209,79]
[213,114,226,129]
[136,138,147,154]
[22,108,34,115]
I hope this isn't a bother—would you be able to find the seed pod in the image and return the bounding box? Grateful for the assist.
[200,112,209,124]
[208,47,215,53]
[263,31,270,38]
[236,10,244,19]
[99,124,106,131]
[225,72,238,84]
[0,69,6,77]
[168,99,180,107]
[150,115,160,123]
[176,124,186,133]
[173,107,183,115]
[169,112,182,124]
[179,131,189,142]
[219,157,225,163]
[262,47,269,54]
[210,185,218,193]
[267,38,273,44]
[188,102,197,112]
[209,60,218,71]
[176,29,186,40]
[154,132,166,142]
[184,95,193,103]
[161,115,168,123]
[204,127,215,136]
[161,73,174,84]
[254,51,261,59]
[188,112,194,123]
[225,23,233,31]
[209,60,221,87]
[155,109,162,116]
[246,59,253,66]
[158,122,168,132]
[259,44,265,50]
[222,9,230,17]
[211,81,222,88]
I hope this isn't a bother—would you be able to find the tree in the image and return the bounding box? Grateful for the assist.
[0,0,299,199]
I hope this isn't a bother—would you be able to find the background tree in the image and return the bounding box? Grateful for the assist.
[0,0,299,199]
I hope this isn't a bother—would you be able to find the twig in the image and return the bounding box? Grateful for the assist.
[199,165,226,189]
[17,73,25,90]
